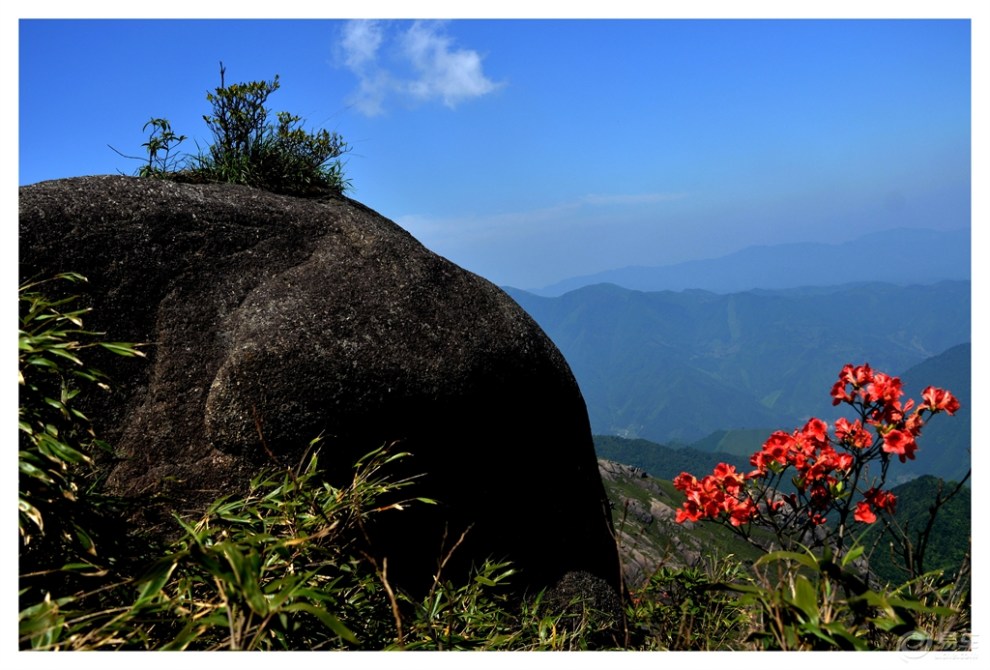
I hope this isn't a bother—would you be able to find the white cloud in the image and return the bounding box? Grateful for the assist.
[399,21,500,107]
[337,20,501,116]
[339,20,390,116]
[341,19,383,70]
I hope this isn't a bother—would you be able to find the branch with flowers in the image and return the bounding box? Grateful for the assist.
[673,363,961,565]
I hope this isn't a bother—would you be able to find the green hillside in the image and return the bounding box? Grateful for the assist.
[862,475,971,587]
[686,428,772,458]
[507,281,970,446]
[593,434,751,481]
[894,343,971,483]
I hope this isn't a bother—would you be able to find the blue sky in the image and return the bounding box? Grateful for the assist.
[7,7,989,654]
[17,16,974,291]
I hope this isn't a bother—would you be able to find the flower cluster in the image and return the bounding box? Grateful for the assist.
[673,464,756,526]
[853,487,897,524]
[830,363,960,463]
[673,363,960,533]
[747,418,856,524]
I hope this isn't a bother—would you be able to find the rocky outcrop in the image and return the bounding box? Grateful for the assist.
[19,176,621,595]
[598,459,699,587]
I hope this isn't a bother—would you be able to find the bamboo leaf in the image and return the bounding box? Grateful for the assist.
[99,342,146,357]
[281,603,358,644]
[791,576,819,624]
[755,550,818,571]
[135,560,179,605]
[841,544,865,568]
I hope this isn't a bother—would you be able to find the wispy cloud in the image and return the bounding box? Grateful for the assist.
[395,191,694,287]
[340,19,383,70]
[337,20,502,116]
[396,191,689,243]
[579,193,686,206]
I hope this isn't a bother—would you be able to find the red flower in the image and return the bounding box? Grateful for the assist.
[864,487,897,515]
[866,373,904,405]
[729,498,758,526]
[832,363,874,405]
[882,428,918,462]
[713,463,745,492]
[802,417,829,444]
[674,364,955,539]
[675,503,702,523]
[674,463,761,526]
[673,472,697,493]
[766,431,793,460]
[839,363,874,387]
[831,379,851,406]
[921,386,961,415]
[854,500,877,524]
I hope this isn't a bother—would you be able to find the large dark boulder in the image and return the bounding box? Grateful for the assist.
[19,176,621,595]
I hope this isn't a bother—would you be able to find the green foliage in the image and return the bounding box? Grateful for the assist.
[628,553,749,650]
[393,559,521,650]
[732,545,966,651]
[19,430,612,651]
[19,443,429,650]
[18,273,144,558]
[601,458,970,650]
[192,63,349,197]
[137,118,187,178]
[131,62,349,197]
[864,475,971,586]
[202,67,276,163]
[130,445,405,650]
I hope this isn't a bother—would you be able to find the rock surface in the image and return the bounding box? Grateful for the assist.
[598,458,695,587]
[19,176,621,595]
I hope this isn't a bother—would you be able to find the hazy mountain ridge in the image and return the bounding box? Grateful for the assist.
[530,228,970,296]
[506,281,970,448]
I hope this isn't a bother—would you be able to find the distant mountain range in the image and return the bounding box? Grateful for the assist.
[506,281,970,455]
[528,228,970,296]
